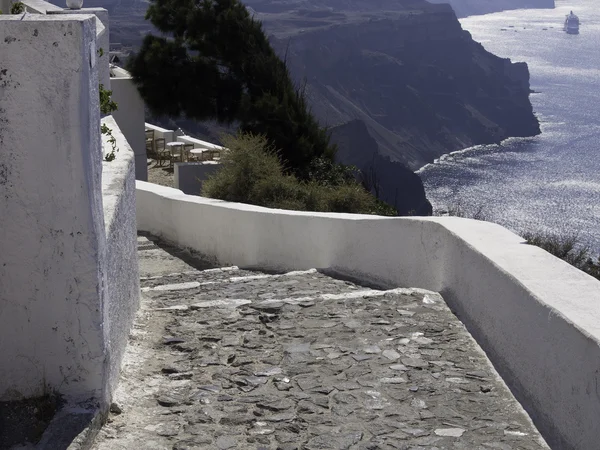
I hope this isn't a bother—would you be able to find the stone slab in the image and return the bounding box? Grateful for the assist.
[92,236,548,449]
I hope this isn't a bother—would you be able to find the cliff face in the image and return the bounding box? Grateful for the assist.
[426,0,555,18]
[330,120,433,216]
[265,2,541,169]
[83,0,543,215]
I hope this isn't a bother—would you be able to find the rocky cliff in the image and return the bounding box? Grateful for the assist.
[89,0,543,216]
[261,1,541,170]
[330,120,433,216]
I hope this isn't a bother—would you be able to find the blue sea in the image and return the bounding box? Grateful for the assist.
[418,0,600,254]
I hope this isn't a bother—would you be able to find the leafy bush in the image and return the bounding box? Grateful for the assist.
[10,1,25,13]
[202,133,396,216]
[305,156,358,187]
[99,84,119,161]
[128,0,336,178]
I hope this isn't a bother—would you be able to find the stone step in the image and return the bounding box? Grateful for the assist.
[139,268,371,309]
[137,236,197,278]
[139,266,250,288]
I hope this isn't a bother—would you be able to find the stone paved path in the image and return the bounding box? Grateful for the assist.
[92,234,549,450]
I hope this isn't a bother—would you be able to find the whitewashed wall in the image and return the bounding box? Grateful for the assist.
[48,8,110,88]
[101,116,140,399]
[136,182,600,450]
[0,16,139,410]
[176,134,224,150]
[0,15,105,402]
[145,122,174,143]
[110,68,147,181]
[174,161,220,195]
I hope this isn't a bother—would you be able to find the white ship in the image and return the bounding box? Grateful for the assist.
[564,11,580,34]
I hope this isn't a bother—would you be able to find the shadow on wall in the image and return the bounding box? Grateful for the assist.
[330,119,432,216]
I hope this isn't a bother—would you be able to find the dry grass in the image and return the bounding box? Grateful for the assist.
[146,159,174,188]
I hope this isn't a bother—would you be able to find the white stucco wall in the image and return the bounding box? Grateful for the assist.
[49,8,110,89]
[174,161,220,195]
[0,15,106,402]
[145,122,174,143]
[176,135,224,150]
[136,181,600,450]
[101,116,140,401]
[110,73,147,181]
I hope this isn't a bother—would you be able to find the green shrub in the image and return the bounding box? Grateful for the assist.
[202,133,282,203]
[587,256,600,280]
[202,133,396,216]
[10,1,25,13]
[305,156,358,187]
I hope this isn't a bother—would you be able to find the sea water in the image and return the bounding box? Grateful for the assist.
[418,0,600,253]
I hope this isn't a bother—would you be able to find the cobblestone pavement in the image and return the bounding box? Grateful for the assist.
[92,235,548,450]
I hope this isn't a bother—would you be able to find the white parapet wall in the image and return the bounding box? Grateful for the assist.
[0,14,104,402]
[174,161,220,195]
[136,181,600,450]
[176,134,224,150]
[110,66,147,181]
[0,15,139,410]
[48,8,111,89]
[145,122,174,143]
[101,116,140,398]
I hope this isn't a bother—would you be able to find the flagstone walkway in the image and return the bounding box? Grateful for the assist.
[92,234,548,450]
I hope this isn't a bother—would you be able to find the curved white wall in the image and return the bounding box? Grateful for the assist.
[137,181,600,450]
[111,75,147,181]
[101,117,140,403]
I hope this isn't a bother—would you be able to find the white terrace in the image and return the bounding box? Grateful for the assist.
[1,4,600,450]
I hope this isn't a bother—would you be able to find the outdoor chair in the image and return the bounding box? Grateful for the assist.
[205,149,221,161]
[183,144,194,162]
[155,138,169,167]
[169,145,183,169]
[145,129,155,155]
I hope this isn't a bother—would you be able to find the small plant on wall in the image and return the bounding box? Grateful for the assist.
[10,1,25,13]
[99,82,119,162]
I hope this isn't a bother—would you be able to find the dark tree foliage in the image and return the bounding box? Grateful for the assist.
[128,0,336,177]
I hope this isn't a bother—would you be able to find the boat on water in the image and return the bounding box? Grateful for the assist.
[564,11,580,34]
